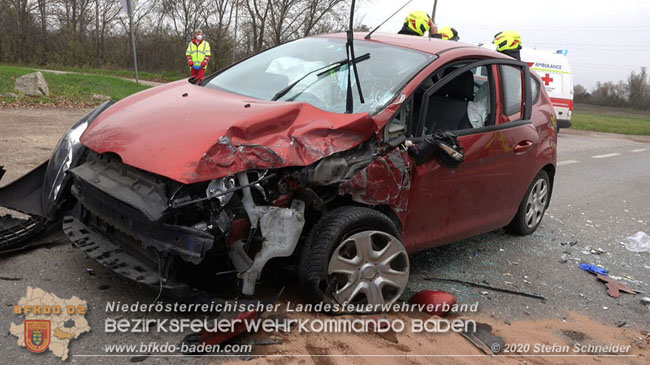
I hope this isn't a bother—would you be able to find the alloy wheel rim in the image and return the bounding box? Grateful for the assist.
[524,178,548,229]
[327,230,409,305]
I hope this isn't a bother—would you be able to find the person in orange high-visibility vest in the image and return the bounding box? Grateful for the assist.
[186,29,211,82]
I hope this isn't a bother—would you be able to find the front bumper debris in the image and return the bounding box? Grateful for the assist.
[0,161,48,216]
[0,164,51,251]
[62,216,189,295]
[68,152,215,264]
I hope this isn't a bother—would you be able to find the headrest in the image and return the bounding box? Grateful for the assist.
[435,70,474,101]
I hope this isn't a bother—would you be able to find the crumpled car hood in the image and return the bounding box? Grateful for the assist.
[81,80,376,184]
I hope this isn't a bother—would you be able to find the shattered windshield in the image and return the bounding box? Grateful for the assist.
[206,37,435,114]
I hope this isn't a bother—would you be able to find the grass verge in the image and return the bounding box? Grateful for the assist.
[36,64,185,83]
[1,65,151,106]
[569,104,650,136]
[1,63,185,83]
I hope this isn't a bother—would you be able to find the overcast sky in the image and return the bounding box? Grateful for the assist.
[356,0,650,90]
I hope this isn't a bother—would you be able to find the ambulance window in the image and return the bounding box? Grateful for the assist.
[501,65,523,117]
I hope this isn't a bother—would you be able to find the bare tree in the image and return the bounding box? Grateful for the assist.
[627,67,649,110]
[0,0,348,72]
[2,0,38,60]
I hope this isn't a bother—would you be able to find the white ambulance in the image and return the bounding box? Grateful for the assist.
[520,49,574,128]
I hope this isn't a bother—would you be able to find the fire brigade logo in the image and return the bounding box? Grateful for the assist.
[24,320,51,353]
[11,287,89,360]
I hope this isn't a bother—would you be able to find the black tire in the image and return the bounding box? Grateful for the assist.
[299,206,403,305]
[505,170,551,236]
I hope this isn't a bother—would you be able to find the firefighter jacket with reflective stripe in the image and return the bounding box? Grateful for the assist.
[186,40,211,64]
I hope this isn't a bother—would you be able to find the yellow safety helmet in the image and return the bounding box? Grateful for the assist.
[438,26,459,41]
[404,11,433,37]
[493,30,522,52]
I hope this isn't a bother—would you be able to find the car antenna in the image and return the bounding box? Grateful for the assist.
[345,0,365,113]
[364,0,414,40]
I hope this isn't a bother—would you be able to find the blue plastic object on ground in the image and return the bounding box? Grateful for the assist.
[580,263,608,275]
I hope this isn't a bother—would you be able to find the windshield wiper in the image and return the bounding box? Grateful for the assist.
[271,53,370,102]
[345,0,365,114]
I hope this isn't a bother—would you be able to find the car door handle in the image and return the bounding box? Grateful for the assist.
[514,140,534,153]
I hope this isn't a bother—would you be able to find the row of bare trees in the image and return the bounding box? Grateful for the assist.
[574,68,650,111]
[0,0,349,75]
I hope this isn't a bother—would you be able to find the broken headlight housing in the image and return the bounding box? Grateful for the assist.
[41,101,114,218]
[206,175,237,206]
[204,170,271,208]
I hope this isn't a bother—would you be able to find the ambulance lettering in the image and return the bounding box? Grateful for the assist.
[533,62,563,70]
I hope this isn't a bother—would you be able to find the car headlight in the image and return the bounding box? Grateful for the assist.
[41,101,114,218]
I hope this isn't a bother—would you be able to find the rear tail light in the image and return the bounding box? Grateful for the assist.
[569,100,574,111]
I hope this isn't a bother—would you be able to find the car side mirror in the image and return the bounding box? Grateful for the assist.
[384,120,408,147]
[387,123,405,134]
[408,131,465,167]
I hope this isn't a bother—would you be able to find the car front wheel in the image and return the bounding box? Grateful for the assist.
[299,206,409,306]
[506,170,551,235]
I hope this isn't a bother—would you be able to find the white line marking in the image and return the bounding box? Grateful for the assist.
[631,148,648,153]
[557,160,580,166]
[591,153,620,159]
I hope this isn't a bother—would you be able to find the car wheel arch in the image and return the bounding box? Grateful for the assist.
[318,201,404,239]
[541,163,555,205]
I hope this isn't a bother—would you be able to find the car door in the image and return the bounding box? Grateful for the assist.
[402,58,540,253]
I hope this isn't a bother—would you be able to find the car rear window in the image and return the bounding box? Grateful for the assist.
[206,37,435,114]
[530,74,541,104]
[501,65,523,116]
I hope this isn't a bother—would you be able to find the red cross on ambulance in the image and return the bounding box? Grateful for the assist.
[542,73,554,86]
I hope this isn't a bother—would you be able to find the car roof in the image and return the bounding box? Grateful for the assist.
[315,32,498,56]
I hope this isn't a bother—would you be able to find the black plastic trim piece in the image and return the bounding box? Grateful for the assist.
[0,161,48,216]
[70,179,214,265]
[63,216,189,295]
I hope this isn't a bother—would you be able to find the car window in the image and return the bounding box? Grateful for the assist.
[501,65,523,117]
[421,65,494,135]
[530,74,541,104]
[205,38,435,115]
[470,66,491,128]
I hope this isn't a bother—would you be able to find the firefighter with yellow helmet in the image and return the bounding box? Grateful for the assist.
[493,30,522,60]
[399,11,436,36]
[437,26,460,41]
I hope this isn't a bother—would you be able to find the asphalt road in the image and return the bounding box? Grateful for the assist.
[1,113,649,363]
[408,129,650,326]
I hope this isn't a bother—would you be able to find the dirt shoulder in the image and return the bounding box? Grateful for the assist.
[225,307,649,364]
[0,106,91,185]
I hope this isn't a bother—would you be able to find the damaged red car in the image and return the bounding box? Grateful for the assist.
[0,33,557,306]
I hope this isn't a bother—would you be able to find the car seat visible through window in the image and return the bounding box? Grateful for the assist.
[424,71,474,133]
